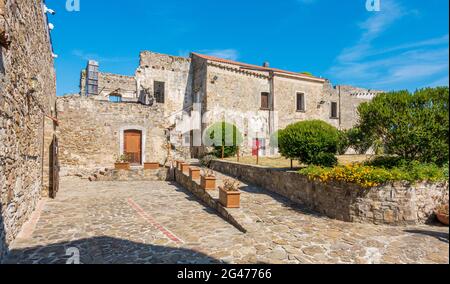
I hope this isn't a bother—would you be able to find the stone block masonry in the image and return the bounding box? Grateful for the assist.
[210,160,449,226]
[1,0,57,261]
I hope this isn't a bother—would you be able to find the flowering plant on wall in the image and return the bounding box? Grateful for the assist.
[115,154,130,163]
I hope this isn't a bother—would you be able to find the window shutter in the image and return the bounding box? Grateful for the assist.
[261,92,269,109]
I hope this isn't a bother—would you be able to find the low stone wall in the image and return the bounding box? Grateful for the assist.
[174,168,247,233]
[94,167,172,182]
[210,160,449,226]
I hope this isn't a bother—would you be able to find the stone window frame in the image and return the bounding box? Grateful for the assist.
[260,92,270,110]
[330,101,339,119]
[119,126,147,165]
[154,81,165,104]
[296,91,306,112]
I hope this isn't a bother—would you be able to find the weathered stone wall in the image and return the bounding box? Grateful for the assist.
[274,76,338,130]
[210,160,449,225]
[56,96,173,176]
[203,60,271,156]
[337,85,383,130]
[80,70,137,101]
[136,51,193,122]
[0,0,56,260]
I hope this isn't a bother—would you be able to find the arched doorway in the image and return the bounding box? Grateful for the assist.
[124,130,142,165]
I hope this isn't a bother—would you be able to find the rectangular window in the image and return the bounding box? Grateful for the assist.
[109,95,122,103]
[261,92,269,109]
[154,81,165,104]
[331,102,338,119]
[296,93,305,112]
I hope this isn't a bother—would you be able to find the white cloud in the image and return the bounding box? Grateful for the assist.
[328,0,449,90]
[198,49,239,61]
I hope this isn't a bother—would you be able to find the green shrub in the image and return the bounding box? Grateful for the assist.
[337,130,351,155]
[358,87,449,165]
[314,152,338,167]
[278,120,339,166]
[346,127,374,154]
[443,161,449,179]
[204,122,243,158]
[366,156,408,168]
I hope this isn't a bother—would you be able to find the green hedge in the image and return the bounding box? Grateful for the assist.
[278,120,339,167]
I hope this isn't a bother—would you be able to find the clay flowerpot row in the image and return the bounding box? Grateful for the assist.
[175,160,241,209]
[114,162,160,170]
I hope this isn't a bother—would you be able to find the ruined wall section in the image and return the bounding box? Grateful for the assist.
[136,51,193,124]
[80,70,137,101]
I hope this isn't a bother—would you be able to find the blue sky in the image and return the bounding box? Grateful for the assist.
[47,0,449,96]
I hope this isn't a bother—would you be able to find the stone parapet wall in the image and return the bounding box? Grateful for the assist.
[174,167,247,233]
[210,160,449,225]
[94,167,172,182]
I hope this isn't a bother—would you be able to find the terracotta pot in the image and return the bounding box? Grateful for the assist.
[114,163,130,170]
[201,175,216,190]
[436,213,449,226]
[181,163,190,173]
[219,186,241,208]
[144,162,159,170]
[176,160,184,171]
[189,167,201,180]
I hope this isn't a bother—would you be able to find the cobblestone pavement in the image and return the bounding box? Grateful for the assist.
[4,176,449,264]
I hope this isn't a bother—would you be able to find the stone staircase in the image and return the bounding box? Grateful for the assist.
[88,167,173,182]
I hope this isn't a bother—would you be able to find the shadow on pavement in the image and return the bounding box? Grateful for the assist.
[4,236,222,264]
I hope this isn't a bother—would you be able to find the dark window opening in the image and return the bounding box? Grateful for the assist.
[297,93,305,112]
[261,92,269,110]
[109,94,122,103]
[331,102,339,119]
[154,81,165,104]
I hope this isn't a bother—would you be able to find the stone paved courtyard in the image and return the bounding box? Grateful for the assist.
[3,176,449,264]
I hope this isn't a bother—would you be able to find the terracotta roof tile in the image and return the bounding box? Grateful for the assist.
[191,52,324,82]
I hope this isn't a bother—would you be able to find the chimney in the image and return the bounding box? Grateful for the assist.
[263,62,270,68]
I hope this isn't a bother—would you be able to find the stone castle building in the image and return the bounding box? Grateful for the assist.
[0,0,381,261]
[57,51,381,175]
[1,0,58,260]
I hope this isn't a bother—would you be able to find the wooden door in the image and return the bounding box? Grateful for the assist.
[124,130,142,165]
[50,135,59,199]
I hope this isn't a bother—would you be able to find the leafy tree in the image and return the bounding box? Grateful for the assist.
[346,127,375,155]
[204,122,243,158]
[278,120,339,167]
[357,87,449,165]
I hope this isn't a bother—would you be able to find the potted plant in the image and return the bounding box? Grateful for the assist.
[176,160,184,171]
[114,154,130,170]
[189,167,201,180]
[436,203,449,226]
[201,170,217,191]
[144,162,160,170]
[219,178,241,208]
[181,162,190,173]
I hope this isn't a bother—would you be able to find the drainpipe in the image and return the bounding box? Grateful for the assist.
[269,71,275,152]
